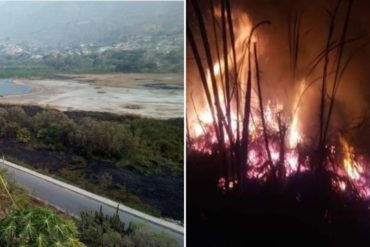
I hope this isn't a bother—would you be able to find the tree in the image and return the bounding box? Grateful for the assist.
[33,110,77,148]
[7,106,28,127]
[1,122,20,138]
[69,119,126,158]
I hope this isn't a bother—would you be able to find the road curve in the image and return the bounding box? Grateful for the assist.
[0,159,184,246]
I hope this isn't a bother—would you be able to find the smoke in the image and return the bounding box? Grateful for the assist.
[187,0,370,146]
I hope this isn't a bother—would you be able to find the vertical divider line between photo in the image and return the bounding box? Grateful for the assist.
[183,0,187,246]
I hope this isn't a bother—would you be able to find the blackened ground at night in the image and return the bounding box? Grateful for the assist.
[187,152,370,246]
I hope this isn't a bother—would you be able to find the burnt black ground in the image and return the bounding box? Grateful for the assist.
[187,152,370,247]
[0,138,183,220]
[0,104,183,220]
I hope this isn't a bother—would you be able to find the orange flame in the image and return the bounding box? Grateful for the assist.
[339,136,362,180]
[188,7,370,199]
[288,80,305,148]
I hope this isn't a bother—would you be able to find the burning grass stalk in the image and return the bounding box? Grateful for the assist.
[190,0,235,183]
[225,0,241,157]
[224,0,241,186]
[323,0,354,145]
[187,25,220,143]
[288,11,303,83]
[220,0,231,128]
[240,37,252,189]
[210,0,227,116]
[187,24,228,180]
[254,42,275,179]
[186,114,191,148]
[317,0,341,169]
[277,113,287,179]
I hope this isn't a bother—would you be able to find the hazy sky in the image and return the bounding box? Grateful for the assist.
[0,1,183,45]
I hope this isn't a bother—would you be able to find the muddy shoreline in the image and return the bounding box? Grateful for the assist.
[0,74,183,119]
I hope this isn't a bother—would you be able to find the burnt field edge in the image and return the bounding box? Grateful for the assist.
[0,103,184,221]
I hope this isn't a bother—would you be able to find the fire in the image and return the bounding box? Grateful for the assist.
[213,62,221,77]
[190,60,370,199]
[288,120,301,148]
[189,5,306,179]
[192,95,370,199]
[190,75,370,197]
[329,136,370,198]
[339,136,363,180]
[264,100,281,132]
[288,80,305,148]
[188,3,370,200]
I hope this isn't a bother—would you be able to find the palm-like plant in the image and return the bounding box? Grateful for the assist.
[0,207,86,247]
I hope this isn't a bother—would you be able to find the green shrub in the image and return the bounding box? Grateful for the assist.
[79,207,127,246]
[79,208,178,247]
[122,225,178,247]
[16,128,31,143]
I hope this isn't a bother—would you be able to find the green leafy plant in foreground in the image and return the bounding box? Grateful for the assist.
[0,171,85,247]
[0,207,86,247]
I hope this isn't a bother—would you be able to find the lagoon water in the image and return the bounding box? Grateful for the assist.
[0,79,31,96]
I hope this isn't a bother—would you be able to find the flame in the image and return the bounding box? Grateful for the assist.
[332,136,370,198]
[214,63,222,78]
[339,181,346,191]
[288,119,301,148]
[339,136,362,180]
[288,80,305,148]
[264,100,280,132]
[191,8,254,140]
[188,7,370,200]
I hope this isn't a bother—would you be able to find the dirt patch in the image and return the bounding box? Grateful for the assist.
[143,82,183,90]
[50,73,183,88]
[123,104,143,110]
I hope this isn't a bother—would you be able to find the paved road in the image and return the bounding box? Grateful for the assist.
[0,159,184,246]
